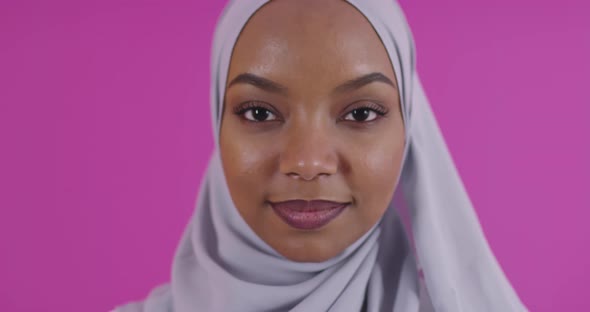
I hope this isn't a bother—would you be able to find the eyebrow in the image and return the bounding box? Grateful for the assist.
[333,72,396,94]
[227,72,396,95]
[227,73,288,95]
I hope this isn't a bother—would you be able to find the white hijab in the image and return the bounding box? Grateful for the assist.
[115,0,528,311]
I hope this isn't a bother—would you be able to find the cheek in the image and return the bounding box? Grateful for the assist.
[364,140,404,182]
[220,122,278,203]
[350,131,405,220]
[223,143,266,178]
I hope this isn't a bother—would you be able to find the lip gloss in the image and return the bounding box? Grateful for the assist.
[269,200,349,230]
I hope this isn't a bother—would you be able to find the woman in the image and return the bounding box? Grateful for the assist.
[114,0,527,311]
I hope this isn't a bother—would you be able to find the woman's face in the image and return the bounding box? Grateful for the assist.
[220,0,405,262]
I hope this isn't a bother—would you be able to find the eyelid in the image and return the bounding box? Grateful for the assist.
[340,101,389,119]
[232,100,387,122]
[232,100,283,121]
[233,100,269,113]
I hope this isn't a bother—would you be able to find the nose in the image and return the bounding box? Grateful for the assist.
[279,121,338,181]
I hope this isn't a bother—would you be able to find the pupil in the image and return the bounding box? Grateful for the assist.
[253,108,269,121]
[352,109,370,121]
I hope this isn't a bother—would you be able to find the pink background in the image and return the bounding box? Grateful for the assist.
[1,0,588,311]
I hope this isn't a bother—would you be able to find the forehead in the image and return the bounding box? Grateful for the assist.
[227,0,396,89]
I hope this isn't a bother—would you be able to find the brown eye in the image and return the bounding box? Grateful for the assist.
[344,108,379,122]
[233,101,280,122]
[244,107,277,122]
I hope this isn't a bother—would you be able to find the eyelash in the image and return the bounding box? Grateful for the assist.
[233,101,281,122]
[342,102,388,122]
[232,101,388,123]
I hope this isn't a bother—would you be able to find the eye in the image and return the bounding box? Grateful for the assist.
[233,102,279,122]
[342,103,388,122]
[344,108,378,122]
[243,107,277,122]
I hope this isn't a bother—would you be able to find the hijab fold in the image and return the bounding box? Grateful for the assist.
[115,0,527,311]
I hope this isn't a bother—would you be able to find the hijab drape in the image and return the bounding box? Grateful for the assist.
[115,0,527,311]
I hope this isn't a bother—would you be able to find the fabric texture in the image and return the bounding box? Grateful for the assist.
[114,0,528,311]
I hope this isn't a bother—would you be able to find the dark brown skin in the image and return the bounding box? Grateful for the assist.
[219,0,405,262]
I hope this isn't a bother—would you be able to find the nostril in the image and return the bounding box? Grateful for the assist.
[286,172,317,181]
[279,148,338,181]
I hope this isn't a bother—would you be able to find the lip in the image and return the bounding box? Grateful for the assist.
[268,199,349,231]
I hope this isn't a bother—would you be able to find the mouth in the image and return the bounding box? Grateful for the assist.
[267,199,350,231]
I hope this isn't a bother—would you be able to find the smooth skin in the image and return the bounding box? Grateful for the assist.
[219,0,405,262]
